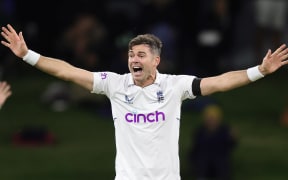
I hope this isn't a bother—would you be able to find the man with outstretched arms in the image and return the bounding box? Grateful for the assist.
[1,24,288,180]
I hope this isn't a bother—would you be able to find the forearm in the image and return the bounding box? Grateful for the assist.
[35,55,94,90]
[212,70,251,92]
[198,43,288,96]
[23,50,94,91]
[200,68,263,96]
[35,55,76,81]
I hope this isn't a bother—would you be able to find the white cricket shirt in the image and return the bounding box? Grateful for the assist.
[92,71,197,180]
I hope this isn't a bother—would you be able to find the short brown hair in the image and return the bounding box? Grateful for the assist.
[128,34,163,56]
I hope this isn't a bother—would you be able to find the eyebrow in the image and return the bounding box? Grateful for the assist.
[128,50,146,54]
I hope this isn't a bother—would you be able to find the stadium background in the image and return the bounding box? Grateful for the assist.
[1,0,288,179]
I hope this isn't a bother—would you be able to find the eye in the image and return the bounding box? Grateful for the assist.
[137,52,146,58]
[138,54,145,58]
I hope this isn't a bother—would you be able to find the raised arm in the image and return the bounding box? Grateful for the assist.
[1,24,94,91]
[200,44,288,96]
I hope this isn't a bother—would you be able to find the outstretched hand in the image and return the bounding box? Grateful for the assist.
[259,44,288,75]
[1,24,28,58]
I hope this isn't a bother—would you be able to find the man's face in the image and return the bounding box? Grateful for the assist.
[128,44,160,87]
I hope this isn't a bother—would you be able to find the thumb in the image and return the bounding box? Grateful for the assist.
[19,31,24,41]
[264,49,271,60]
[267,49,271,57]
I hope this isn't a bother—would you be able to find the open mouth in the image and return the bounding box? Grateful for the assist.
[133,67,143,73]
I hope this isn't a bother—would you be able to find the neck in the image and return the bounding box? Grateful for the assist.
[135,72,157,87]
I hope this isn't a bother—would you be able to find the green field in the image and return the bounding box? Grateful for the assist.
[1,67,288,180]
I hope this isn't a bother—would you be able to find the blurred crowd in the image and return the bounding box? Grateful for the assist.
[1,0,287,76]
[0,0,288,112]
[1,1,288,179]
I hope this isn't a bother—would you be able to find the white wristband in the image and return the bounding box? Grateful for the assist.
[247,65,264,82]
[22,50,40,66]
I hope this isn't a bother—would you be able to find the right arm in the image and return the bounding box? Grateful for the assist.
[35,56,94,91]
[1,24,94,91]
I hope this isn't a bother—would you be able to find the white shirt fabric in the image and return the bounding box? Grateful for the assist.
[91,71,197,180]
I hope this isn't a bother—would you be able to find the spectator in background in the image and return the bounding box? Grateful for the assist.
[253,0,288,64]
[54,13,109,71]
[189,104,238,180]
[192,0,235,76]
[41,13,111,113]
[137,0,181,73]
[0,81,12,109]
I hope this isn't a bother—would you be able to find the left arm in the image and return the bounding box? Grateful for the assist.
[200,44,288,96]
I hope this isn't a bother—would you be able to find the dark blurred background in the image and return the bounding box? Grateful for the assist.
[1,0,288,179]
[3,0,288,77]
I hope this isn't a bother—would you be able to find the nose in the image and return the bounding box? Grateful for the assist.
[129,56,139,63]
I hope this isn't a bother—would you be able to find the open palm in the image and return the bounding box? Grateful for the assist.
[1,24,28,58]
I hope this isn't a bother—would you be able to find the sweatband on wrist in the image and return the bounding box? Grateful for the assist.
[22,50,40,66]
[247,65,264,82]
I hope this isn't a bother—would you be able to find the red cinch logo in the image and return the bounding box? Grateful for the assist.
[125,111,166,123]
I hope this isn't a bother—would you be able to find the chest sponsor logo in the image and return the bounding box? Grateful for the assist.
[125,111,166,123]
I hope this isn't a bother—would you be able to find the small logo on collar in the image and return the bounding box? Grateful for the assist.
[101,72,107,79]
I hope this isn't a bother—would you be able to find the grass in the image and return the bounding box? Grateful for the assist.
[1,68,288,180]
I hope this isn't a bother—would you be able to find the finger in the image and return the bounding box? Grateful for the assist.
[6,91,12,97]
[1,40,10,48]
[0,81,6,86]
[2,85,10,93]
[0,82,11,93]
[1,31,9,41]
[281,58,288,66]
[4,86,11,94]
[7,24,17,35]
[278,49,288,61]
[264,49,271,59]
[19,31,24,41]
[268,49,271,56]
[280,53,288,62]
[1,26,10,36]
[272,44,287,56]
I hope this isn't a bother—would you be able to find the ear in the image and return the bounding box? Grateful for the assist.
[154,56,160,66]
